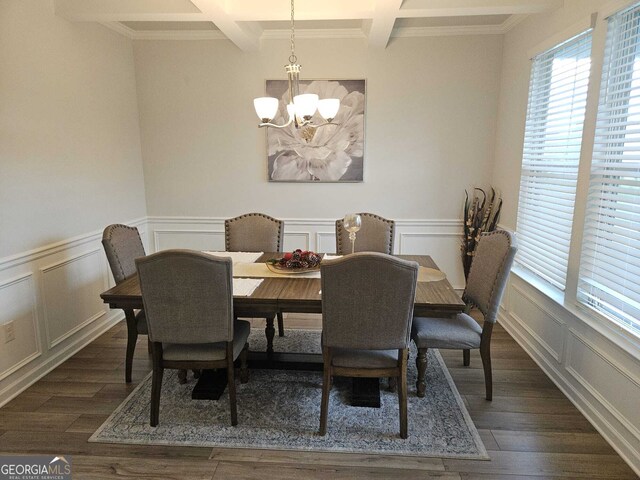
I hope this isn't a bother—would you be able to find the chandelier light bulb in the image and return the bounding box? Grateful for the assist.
[254,97,279,122]
[293,93,319,119]
[317,98,340,121]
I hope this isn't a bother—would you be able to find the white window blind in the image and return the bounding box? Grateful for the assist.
[578,4,640,335]
[516,31,593,290]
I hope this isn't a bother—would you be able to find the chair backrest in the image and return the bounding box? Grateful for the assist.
[136,250,234,344]
[321,252,418,350]
[335,213,395,255]
[463,230,517,324]
[225,213,284,253]
[102,224,146,284]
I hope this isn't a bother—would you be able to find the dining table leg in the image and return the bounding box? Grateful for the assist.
[265,316,275,355]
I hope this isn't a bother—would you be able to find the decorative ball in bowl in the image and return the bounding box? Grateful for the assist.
[267,249,322,272]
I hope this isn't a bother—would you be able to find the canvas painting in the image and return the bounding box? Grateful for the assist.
[265,79,365,182]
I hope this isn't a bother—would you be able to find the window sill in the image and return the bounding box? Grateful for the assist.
[509,266,640,361]
[510,264,565,305]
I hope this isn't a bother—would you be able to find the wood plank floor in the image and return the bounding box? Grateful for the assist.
[0,313,637,479]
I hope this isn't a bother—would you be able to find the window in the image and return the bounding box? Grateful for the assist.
[578,4,640,335]
[516,31,593,290]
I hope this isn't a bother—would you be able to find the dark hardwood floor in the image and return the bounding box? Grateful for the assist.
[0,314,636,479]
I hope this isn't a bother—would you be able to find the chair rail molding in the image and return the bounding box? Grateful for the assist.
[146,216,466,289]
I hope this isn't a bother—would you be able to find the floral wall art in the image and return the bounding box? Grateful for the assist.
[265,79,365,182]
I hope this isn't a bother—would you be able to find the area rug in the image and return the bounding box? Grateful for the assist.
[90,330,488,459]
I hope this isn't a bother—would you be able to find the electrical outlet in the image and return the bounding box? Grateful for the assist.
[4,321,15,343]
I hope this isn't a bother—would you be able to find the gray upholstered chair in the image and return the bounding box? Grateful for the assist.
[411,230,517,401]
[319,253,418,439]
[225,212,284,253]
[102,224,148,383]
[136,250,250,427]
[225,213,286,342]
[335,213,395,255]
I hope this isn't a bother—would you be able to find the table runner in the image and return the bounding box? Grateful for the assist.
[233,262,445,282]
[203,251,263,263]
[233,262,322,279]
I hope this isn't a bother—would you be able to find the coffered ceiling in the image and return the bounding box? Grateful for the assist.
[53,0,563,49]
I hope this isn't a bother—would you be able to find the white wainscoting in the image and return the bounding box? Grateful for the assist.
[0,218,147,407]
[146,217,465,289]
[499,273,640,476]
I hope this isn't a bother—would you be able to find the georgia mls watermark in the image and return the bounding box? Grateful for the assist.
[0,456,72,480]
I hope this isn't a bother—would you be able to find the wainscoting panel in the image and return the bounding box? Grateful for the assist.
[0,274,40,381]
[283,232,310,252]
[153,229,225,251]
[0,218,146,407]
[499,272,640,476]
[40,249,107,348]
[147,217,465,289]
[316,232,336,254]
[565,329,640,442]
[509,284,565,363]
[398,231,464,287]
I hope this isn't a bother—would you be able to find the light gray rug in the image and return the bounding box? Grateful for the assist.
[90,330,488,459]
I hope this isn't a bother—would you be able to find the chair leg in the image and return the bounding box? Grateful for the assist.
[463,349,470,367]
[480,343,492,401]
[277,312,285,337]
[398,348,408,439]
[415,348,428,398]
[147,338,152,354]
[319,346,331,436]
[124,310,138,383]
[150,343,163,427]
[227,343,238,426]
[240,342,249,383]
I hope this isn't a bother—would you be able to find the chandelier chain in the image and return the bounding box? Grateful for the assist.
[289,0,297,64]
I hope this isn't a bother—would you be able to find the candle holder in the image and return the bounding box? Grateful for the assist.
[343,214,362,254]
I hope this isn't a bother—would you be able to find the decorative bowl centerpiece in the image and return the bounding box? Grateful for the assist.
[267,249,322,273]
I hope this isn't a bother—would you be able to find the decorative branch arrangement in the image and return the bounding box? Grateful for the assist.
[462,187,503,280]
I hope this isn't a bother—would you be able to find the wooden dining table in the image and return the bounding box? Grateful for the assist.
[100,252,465,405]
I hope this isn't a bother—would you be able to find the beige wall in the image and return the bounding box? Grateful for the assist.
[133,35,503,220]
[0,0,147,406]
[0,0,147,258]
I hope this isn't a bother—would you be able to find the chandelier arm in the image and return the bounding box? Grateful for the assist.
[258,117,294,129]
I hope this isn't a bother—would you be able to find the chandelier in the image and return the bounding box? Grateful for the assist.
[253,0,340,141]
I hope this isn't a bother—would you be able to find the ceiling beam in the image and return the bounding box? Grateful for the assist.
[227,0,374,22]
[53,0,207,22]
[189,0,260,51]
[398,0,563,17]
[368,0,404,49]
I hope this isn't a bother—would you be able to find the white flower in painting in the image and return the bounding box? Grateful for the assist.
[269,81,364,181]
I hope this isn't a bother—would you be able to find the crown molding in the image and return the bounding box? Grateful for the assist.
[500,14,529,33]
[99,21,136,38]
[100,22,227,40]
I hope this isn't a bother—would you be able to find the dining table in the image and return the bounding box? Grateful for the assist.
[100,252,465,406]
